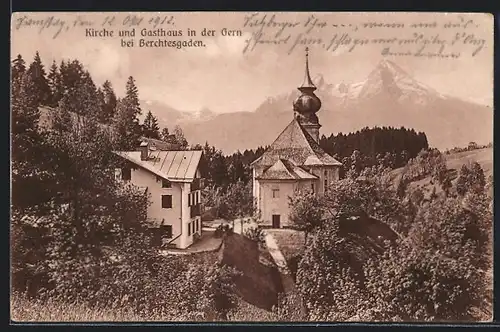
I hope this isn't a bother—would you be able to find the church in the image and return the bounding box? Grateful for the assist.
[250,48,342,228]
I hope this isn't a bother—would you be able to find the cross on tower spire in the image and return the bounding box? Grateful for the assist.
[300,47,316,91]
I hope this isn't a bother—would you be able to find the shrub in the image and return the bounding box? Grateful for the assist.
[272,291,306,321]
[365,242,486,321]
[214,225,224,238]
[244,226,266,249]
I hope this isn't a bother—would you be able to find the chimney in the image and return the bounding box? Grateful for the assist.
[139,141,149,160]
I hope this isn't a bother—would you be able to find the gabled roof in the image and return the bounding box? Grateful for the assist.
[113,150,202,182]
[251,118,342,168]
[257,159,318,180]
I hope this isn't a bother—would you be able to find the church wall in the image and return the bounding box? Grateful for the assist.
[308,166,341,194]
[258,179,319,227]
[258,180,296,227]
[252,167,261,214]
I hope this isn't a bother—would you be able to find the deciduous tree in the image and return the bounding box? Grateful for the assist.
[288,190,324,243]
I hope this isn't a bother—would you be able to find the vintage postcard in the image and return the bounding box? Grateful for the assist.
[10,12,493,323]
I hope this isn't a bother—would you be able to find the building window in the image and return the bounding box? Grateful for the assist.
[162,179,172,188]
[324,179,328,191]
[188,222,192,236]
[161,195,173,208]
[311,183,315,193]
[272,189,280,198]
[122,167,131,181]
[160,225,172,238]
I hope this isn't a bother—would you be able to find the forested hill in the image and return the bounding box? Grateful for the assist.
[319,126,428,170]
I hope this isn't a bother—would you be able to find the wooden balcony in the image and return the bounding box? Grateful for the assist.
[190,203,201,218]
[191,178,204,191]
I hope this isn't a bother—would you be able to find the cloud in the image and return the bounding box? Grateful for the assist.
[60,40,130,84]
[203,31,252,58]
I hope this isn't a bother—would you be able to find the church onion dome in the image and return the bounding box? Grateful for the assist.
[293,94,322,114]
[293,47,322,115]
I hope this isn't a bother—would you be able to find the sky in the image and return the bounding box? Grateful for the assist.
[11,12,494,114]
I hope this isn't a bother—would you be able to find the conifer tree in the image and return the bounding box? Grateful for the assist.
[102,80,117,123]
[27,51,51,106]
[11,54,26,96]
[96,87,106,123]
[124,76,141,116]
[78,71,100,118]
[111,76,143,150]
[11,71,47,210]
[59,67,100,119]
[59,59,85,95]
[12,72,40,138]
[47,60,64,107]
[142,110,160,139]
[112,100,142,150]
[11,54,26,80]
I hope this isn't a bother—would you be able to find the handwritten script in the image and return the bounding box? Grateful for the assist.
[14,14,175,39]
[241,13,487,58]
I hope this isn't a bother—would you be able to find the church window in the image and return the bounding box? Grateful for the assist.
[272,189,280,198]
[324,179,328,191]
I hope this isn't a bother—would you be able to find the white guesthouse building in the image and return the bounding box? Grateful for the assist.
[251,48,343,228]
[114,140,203,249]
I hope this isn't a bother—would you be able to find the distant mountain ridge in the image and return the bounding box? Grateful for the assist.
[143,60,493,154]
[140,100,217,127]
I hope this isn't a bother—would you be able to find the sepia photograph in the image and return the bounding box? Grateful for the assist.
[10,11,493,322]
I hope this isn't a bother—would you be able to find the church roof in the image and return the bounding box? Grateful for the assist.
[251,118,342,168]
[257,159,318,180]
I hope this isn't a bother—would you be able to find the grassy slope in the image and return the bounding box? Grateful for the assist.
[390,147,493,199]
[11,295,150,322]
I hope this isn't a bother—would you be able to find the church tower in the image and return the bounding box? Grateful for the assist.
[293,47,322,143]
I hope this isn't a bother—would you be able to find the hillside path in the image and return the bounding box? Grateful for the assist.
[233,219,291,277]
